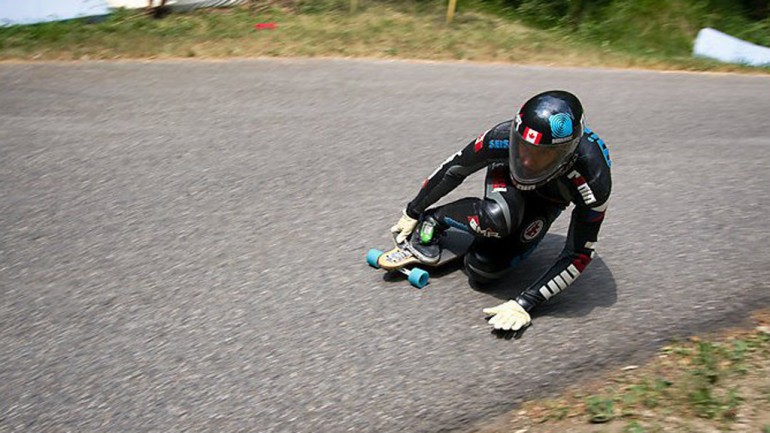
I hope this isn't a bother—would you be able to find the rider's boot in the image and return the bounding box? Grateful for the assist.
[405,215,443,264]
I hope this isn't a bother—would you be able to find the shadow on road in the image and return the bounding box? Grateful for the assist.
[379,233,618,320]
[467,233,618,319]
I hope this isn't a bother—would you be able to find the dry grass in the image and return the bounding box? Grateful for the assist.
[0,4,767,74]
[471,310,770,433]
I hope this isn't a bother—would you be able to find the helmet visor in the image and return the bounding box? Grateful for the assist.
[509,130,579,185]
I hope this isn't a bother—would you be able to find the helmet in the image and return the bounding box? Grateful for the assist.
[509,90,584,189]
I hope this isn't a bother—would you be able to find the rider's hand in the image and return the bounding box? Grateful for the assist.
[483,300,531,331]
[390,209,418,244]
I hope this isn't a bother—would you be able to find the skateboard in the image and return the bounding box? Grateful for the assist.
[366,228,474,288]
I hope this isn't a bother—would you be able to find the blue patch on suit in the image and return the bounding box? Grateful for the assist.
[443,217,469,232]
[488,139,510,149]
[585,128,612,168]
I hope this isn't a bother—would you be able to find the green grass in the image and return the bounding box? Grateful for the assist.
[512,320,770,433]
[585,394,615,423]
[625,378,672,409]
[623,420,647,433]
[0,2,767,74]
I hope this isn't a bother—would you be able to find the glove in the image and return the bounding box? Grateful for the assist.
[390,209,419,244]
[483,300,531,331]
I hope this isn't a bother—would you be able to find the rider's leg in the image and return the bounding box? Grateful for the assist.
[407,164,524,264]
[462,163,564,284]
[434,163,526,239]
[465,199,563,285]
[407,197,514,264]
[429,196,520,238]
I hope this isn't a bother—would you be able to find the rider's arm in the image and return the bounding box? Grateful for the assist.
[405,122,509,219]
[514,199,609,311]
[515,156,612,312]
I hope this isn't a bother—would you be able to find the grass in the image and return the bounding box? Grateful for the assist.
[0,2,767,74]
[475,310,770,433]
[585,395,615,423]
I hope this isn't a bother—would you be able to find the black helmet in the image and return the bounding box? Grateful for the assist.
[509,90,584,189]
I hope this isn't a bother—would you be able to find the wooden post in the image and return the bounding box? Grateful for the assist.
[351,0,358,13]
[446,0,457,24]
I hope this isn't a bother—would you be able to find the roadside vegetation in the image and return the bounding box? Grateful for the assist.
[0,0,768,73]
[473,310,770,433]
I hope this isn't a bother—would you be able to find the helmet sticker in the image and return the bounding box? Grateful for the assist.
[522,127,542,145]
[549,113,573,138]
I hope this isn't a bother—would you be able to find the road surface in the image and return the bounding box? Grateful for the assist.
[1,59,769,432]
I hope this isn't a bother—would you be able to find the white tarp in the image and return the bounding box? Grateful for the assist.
[0,0,110,26]
[693,27,770,67]
[106,0,246,10]
[0,0,245,25]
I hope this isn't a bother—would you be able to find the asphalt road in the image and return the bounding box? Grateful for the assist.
[1,59,769,433]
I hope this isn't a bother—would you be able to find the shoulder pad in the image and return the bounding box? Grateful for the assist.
[473,120,512,153]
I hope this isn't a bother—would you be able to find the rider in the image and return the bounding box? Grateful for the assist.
[390,90,612,333]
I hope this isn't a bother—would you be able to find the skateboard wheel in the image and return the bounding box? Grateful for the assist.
[366,249,384,268]
[408,267,430,289]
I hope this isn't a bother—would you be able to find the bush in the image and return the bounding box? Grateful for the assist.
[494,0,770,56]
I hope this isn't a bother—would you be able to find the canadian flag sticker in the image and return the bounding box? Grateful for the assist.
[523,127,542,145]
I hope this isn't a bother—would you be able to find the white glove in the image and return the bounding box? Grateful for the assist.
[483,300,531,331]
[390,210,418,244]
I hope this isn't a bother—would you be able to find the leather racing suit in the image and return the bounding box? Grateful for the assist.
[404,120,612,312]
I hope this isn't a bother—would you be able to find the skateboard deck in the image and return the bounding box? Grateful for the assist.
[366,228,474,288]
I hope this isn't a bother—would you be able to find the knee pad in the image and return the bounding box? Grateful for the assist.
[471,199,512,239]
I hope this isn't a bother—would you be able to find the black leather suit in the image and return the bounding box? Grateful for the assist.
[405,120,612,311]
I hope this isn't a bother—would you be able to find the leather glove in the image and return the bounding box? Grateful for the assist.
[483,300,531,331]
[390,209,418,244]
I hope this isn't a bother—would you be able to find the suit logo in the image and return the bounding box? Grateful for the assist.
[521,218,545,242]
